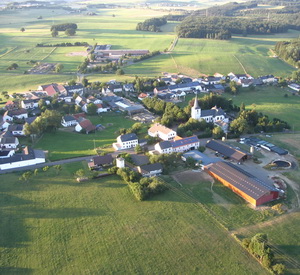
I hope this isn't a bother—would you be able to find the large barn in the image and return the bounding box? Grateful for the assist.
[206,139,248,162]
[204,161,279,206]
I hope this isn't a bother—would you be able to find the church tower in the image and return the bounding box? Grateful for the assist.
[191,95,201,120]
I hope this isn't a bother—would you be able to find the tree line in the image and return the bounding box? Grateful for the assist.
[275,39,300,68]
[136,17,167,32]
[132,50,160,63]
[176,16,288,39]
[50,23,78,31]
[36,42,88,47]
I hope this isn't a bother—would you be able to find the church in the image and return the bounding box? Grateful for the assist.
[191,95,229,131]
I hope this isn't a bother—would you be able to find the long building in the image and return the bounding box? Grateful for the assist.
[204,161,279,206]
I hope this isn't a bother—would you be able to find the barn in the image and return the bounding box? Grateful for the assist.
[204,161,279,206]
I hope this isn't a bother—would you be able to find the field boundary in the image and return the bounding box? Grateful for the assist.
[41,47,57,61]
[233,54,248,74]
[0,46,18,59]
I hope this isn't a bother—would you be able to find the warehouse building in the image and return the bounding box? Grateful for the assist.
[204,161,279,206]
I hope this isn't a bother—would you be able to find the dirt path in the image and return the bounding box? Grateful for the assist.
[233,54,247,74]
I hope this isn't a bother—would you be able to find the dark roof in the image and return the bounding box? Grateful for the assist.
[140,163,163,173]
[205,161,277,200]
[63,115,76,122]
[206,140,247,161]
[92,154,113,166]
[0,131,14,138]
[5,109,27,116]
[131,154,149,166]
[201,107,225,118]
[193,96,200,109]
[270,146,288,155]
[7,124,24,132]
[25,116,37,124]
[0,137,17,144]
[64,84,84,92]
[0,151,11,157]
[172,136,199,148]
[158,140,172,150]
[0,148,44,165]
[169,81,200,90]
[119,133,138,142]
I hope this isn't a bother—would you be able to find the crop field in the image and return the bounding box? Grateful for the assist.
[127,31,299,77]
[0,162,267,275]
[33,113,135,160]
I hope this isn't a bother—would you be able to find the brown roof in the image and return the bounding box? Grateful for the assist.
[148,123,174,135]
[79,119,96,132]
[72,113,86,120]
[96,103,103,108]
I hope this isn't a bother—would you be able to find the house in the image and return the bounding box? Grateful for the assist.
[3,109,28,121]
[21,99,39,109]
[206,84,225,94]
[206,139,248,162]
[228,73,253,82]
[0,150,15,159]
[154,136,200,154]
[239,79,253,88]
[107,84,123,93]
[288,83,300,92]
[88,154,113,169]
[0,137,19,149]
[75,119,96,134]
[63,84,84,95]
[204,161,279,206]
[7,124,25,136]
[87,96,102,104]
[137,163,163,177]
[138,93,148,101]
[113,133,139,150]
[0,147,45,170]
[123,83,135,92]
[191,95,227,125]
[168,81,203,93]
[61,115,77,127]
[96,104,109,113]
[114,99,145,115]
[38,83,65,97]
[259,75,277,84]
[0,121,10,131]
[148,123,177,141]
[5,100,19,110]
[201,76,222,85]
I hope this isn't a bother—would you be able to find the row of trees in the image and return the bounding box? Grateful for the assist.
[50,23,78,31]
[242,233,285,274]
[176,16,288,39]
[275,39,300,68]
[136,17,167,32]
[36,42,88,47]
[109,167,167,201]
[132,50,160,63]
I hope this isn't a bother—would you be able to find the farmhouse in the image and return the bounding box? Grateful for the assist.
[61,115,77,127]
[206,139,248,162]
[204,161,279,206]
[113,133,139,150]
[137,163,163,177]
[21,99,39,109]
[0,147,45,170]
[3,109,28,121]
[75,118,96,134]
[88,154,113,170]
[154,135,200,154]
[259,75,277,84]
[7,124,25,136]
[148,123,177,141]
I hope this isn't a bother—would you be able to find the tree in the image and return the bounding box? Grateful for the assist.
[65,28,76,36]
[42,109,61,131]
[272,264,285,275]
[185,157,196,167]
[51,29,58,37]
[87,103,97,115]
[55,63,63,73]
[20,27,25,32]
[116,69,124,75]
[34,169,39,176]
[75,169,85,178]
[19,171,32,183]
[130,122,143,133]
[43,166,50,172]
[291,70,300,82]
[212,126,224,139]
[134,144,143,154]
[7,63,19,70]
[54,165,62,175]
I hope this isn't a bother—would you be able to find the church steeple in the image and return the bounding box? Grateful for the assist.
[191,94,201,120]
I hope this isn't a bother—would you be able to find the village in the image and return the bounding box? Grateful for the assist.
[0,70,297,208]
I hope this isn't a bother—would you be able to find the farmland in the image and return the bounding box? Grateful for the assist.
[0,162,267,275]
[34,113,135,161]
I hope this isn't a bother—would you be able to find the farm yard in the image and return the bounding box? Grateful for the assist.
[0,162,268,275]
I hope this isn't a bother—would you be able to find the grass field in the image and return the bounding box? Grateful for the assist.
[34,113,135,160]
[0,162,267,275]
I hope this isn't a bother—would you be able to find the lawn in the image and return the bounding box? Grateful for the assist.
[0,162,267,275]
[34,113,135,160]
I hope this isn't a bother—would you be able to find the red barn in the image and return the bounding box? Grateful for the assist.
[204,161,279,206]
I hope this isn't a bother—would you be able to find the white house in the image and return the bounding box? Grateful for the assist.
[288,83,300,92]
[228,72,253,83]
[61,115,77,127]
[87,96,102,104]
[0,147,45,170]
[148,123,177,141]
[7,124,25,136]
[201,76,222,85]
[0,150,15,159]
[259,75,277,84]
[154,136,200,154]
[21,99,39,109]
[75,119,96,134]
[3,109,28,122]
[96,104,109,113]
[123,84,135,92]
[113,133,139,150]
[0,121,10,131]
[137,163,163,177]
[0,137,19,149]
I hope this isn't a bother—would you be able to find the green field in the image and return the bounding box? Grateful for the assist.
[0,162,267,275]
[34,113,135,160]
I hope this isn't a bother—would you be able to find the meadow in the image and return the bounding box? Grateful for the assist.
[34,113,135,160]
[0,162,267,275]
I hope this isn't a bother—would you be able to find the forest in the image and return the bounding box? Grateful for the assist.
[275,39,300,68]
[136,17,167,32]
[176,16,287,39]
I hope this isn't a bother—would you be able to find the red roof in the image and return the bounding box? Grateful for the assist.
[79,119,96,132]
[44,85,57,96]
[96,104,103,108]
[73,113,86,120]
